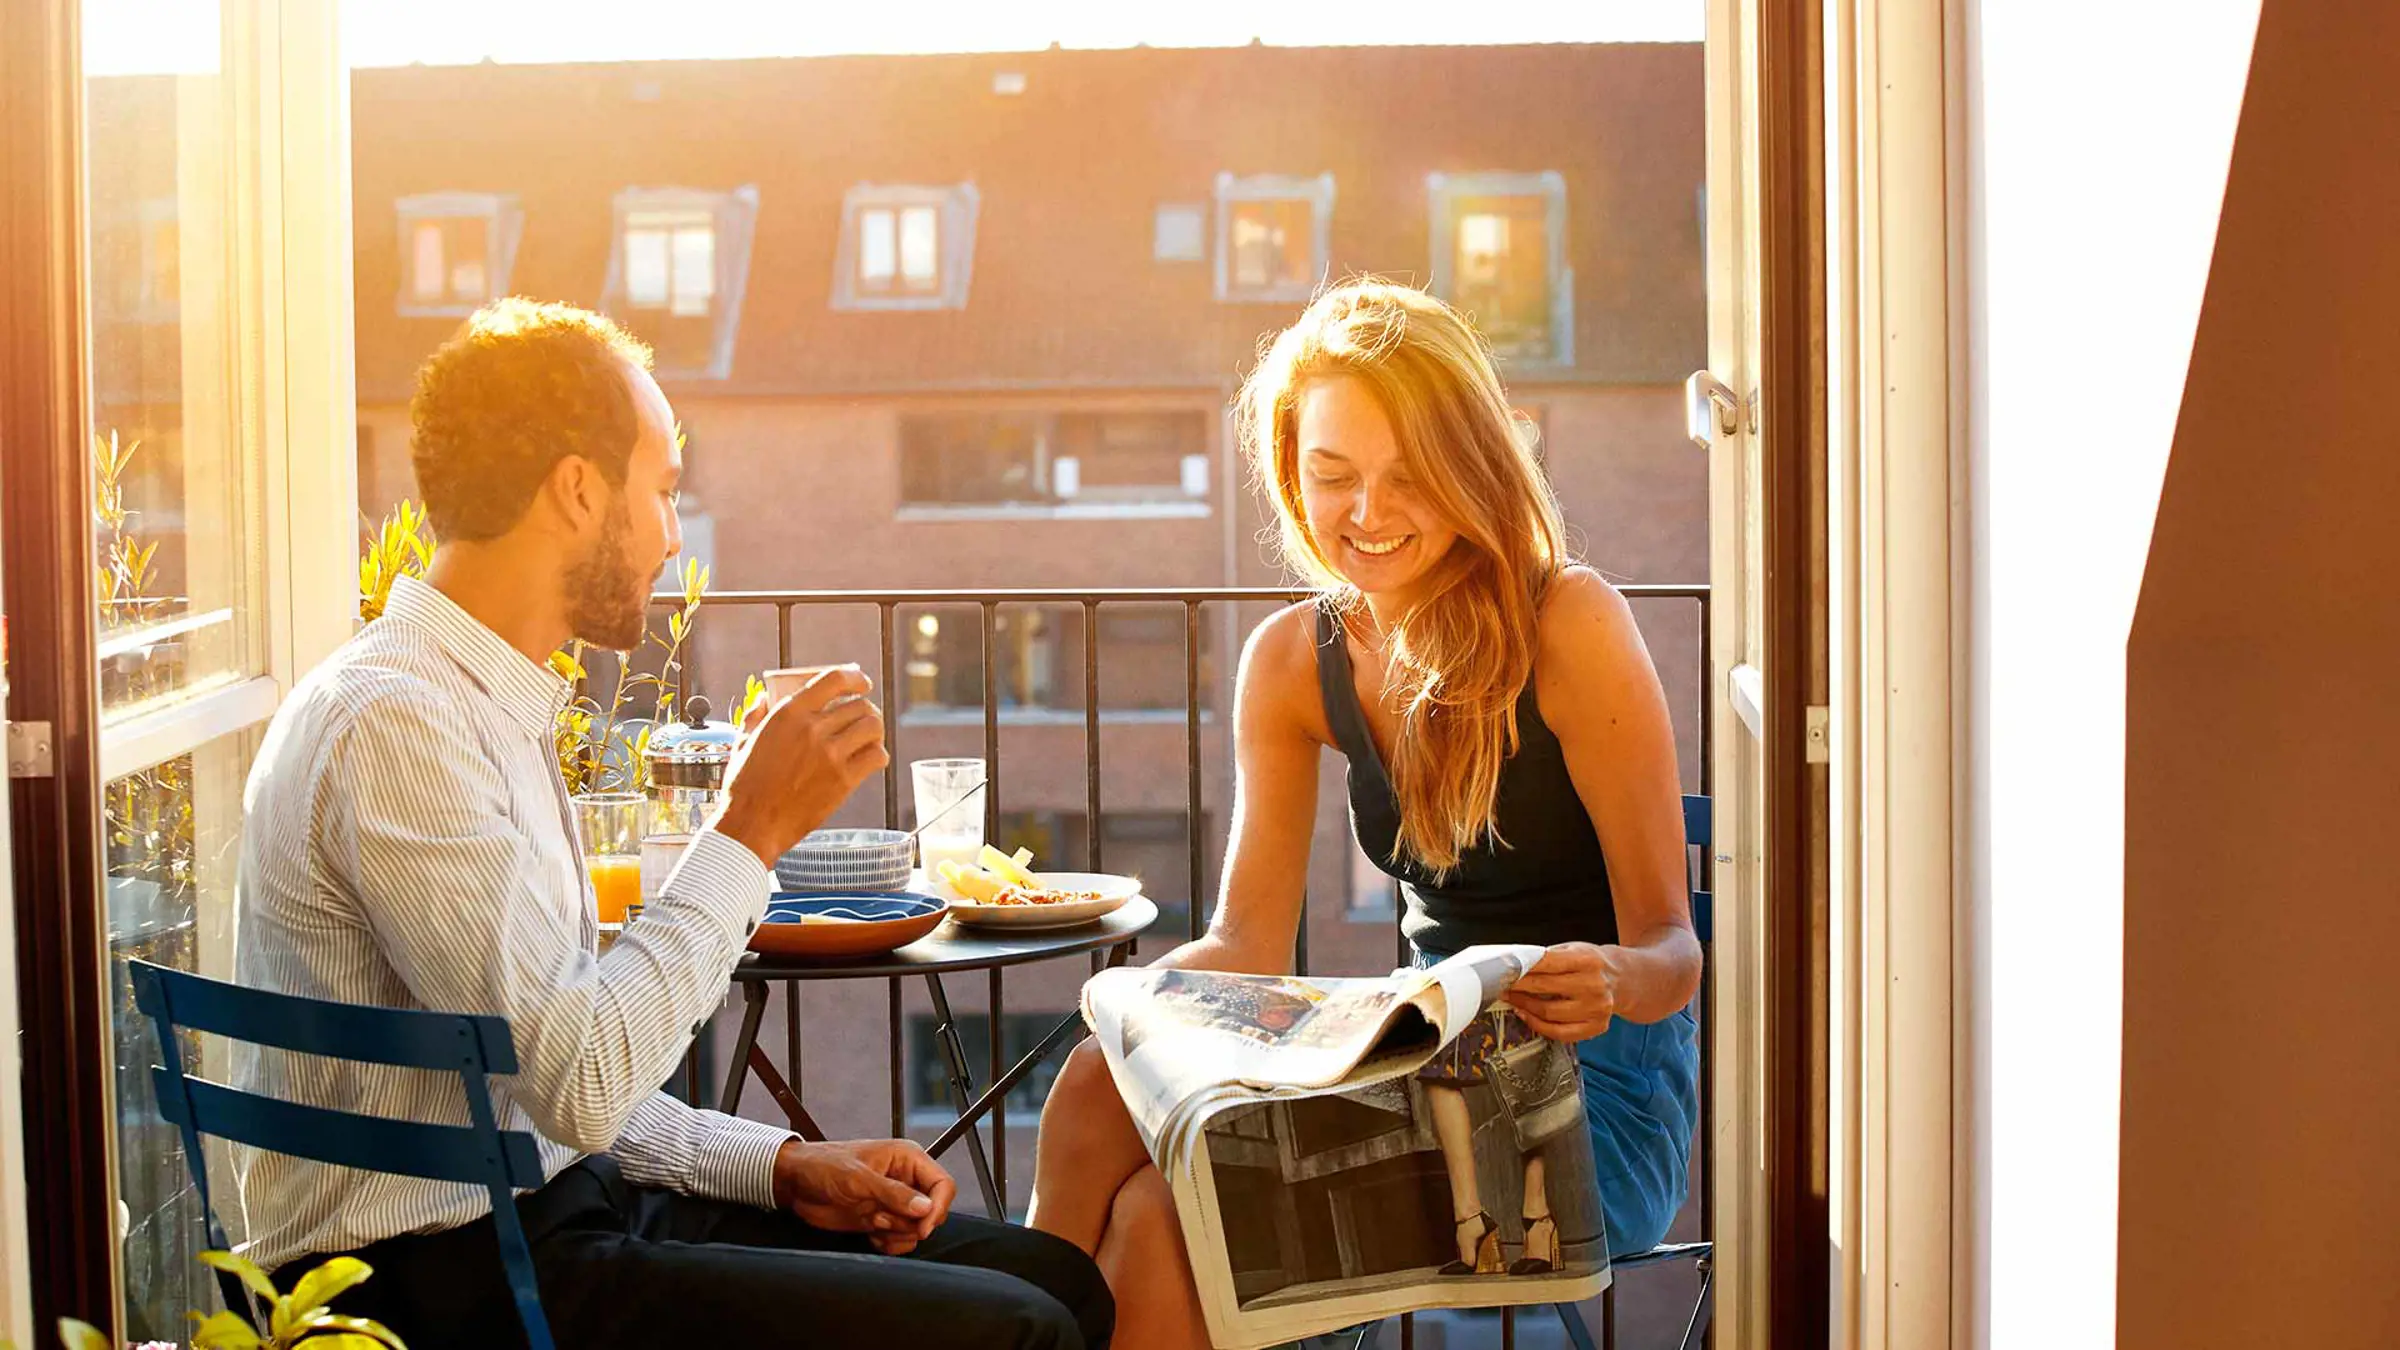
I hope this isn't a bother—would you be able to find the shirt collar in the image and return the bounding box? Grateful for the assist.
[381,575,570,737]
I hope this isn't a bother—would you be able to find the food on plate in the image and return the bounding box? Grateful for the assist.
[937,845,1096,905]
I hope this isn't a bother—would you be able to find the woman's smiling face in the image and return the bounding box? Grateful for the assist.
[1295,375,1461,603]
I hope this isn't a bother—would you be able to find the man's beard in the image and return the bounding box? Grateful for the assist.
[564,500,648,652]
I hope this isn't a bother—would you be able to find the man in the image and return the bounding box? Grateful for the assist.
[234,299,1111,1349]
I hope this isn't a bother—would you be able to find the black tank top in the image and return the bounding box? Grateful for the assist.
[1315,603,1619,958]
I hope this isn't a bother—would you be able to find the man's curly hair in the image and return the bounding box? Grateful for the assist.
[409,298,656,542]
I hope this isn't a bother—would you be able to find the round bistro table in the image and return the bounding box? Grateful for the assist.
[717,896,1157,1217]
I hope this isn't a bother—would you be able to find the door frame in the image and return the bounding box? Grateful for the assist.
[0,0,119,1331]
[1705,0,1833,1344]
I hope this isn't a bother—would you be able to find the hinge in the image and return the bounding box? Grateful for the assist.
[1805,706,1831,764]
[6,721,54,779]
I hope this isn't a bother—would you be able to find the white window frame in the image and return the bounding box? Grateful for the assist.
[1213,171,1334,304]
[394,191,522,318]
[601,185,762,380]
[833,182,981,312]
[1427,170,1574,366]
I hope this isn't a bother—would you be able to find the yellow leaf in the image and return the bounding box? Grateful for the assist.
[188,1308,264,1350]
[57,1317,112,1350]
[301,1314,409,1350]
[547,650,587,682]
[283,1255,373,1333]
[198,1249,278,1304]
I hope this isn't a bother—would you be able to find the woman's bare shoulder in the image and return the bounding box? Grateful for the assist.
[1534,567,1650,718]
[1238,599,1336,747]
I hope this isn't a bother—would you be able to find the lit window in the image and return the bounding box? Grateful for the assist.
[604,186,759,379]
[395,193,521,317]
[1429,171,1572,364]
[623,208,716,317]
[836,184,979,311]
[1214,172,1335,303]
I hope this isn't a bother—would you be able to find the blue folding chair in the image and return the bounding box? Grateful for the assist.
[128,960,555,1350]
[1361,794,1716,1350]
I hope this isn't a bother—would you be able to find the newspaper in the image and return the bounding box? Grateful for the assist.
[1080,946,1609,1349]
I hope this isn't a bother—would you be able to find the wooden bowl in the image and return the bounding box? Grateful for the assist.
[748,892,947,960]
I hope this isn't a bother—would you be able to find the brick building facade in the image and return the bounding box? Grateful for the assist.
[349,41,1707,1237]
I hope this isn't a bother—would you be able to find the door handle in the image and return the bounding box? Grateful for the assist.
[1685,370,1745,450]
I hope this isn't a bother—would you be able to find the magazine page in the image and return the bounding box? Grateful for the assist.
[1171,1013,1610,1348]
[1079,945,1544,1150]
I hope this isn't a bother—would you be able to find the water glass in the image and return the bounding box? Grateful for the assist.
[572,792,644,924]
[911,758,985,875]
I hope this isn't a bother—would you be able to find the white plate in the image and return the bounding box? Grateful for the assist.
[938,871,1142,930]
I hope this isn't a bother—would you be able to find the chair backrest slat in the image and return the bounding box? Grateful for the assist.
[153,1069,546,1189]
[132,963,519,1074]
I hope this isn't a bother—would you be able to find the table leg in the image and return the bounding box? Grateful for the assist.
[744,1042,827,1142]
[720,981,769,1115]
[923,973,1004,1218]
[927,1009,1088,1159]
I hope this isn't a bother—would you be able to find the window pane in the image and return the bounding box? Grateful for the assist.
[103,728,260,1341]
[85,0,260,718]
[1229,198,1314,292]
[441,216,489,303]
[670,224,716,317]
[898,411,1045,506]
[898,205,940,290]
[410,220,446,301]
[1452,194,1552,355]
[625,226,670,306]
[859,207,897,287]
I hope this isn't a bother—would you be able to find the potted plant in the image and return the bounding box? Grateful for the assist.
[51,1251,402,1350]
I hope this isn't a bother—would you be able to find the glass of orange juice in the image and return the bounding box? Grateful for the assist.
[573,792,645,925]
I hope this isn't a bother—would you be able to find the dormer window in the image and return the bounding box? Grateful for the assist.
[834,184,980,311]
[396,193,522,317]
[1214,172,1334,303]
[1428,171,1573,364]
[602,185,759,380]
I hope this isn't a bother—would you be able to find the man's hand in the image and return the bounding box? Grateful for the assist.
[1502,942,1623,1043]
[716,666,890,870]
[771,1138,956,1256]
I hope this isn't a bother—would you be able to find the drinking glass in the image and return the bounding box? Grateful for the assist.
[573,792,644,925]
[911,758,986,876]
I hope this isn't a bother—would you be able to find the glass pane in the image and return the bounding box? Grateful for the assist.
[103,728,259,1341]
[669,223,715,317]
[1453,194,1552,354]
[625,226,670,306]
[1229,198,1313,291]
[409,220,445,302]
[858,206,897,286]
[442,216,490,303]
[898,205,940,290]
[85,0,260,718]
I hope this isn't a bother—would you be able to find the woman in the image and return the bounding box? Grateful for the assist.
[1027,280,1703,1347]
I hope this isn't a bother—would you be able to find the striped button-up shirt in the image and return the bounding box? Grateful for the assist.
[232,575,791,1270]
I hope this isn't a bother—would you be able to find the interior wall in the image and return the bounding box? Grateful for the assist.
[2119,2,2400,1346]
[1956,1,2260,1346]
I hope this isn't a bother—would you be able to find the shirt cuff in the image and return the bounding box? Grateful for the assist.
[660,828,773,945]
[692,1112,797,1209]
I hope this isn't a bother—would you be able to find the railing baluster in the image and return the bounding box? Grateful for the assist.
[1502,1306,1515,1348]
[1603,1281,1619,1349]
[786,982,801,1110]
[1185,599,1203,941]
[982,602,1000,844]
[880,602,900,831]
[990,966,1006,1215]
[776,600,793,670]
[1084,600,1102,874]
[889,978,904,1138]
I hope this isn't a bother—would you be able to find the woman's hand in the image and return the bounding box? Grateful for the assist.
[772,1138,956,1255]
[1503,942,1624,1042]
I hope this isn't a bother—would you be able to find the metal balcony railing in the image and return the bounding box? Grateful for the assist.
[668,583,1714,1350]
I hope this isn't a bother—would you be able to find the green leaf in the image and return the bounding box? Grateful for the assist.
[189,1308,265,1349]
[55,1318,111,1350]
[199,1249,279,1305]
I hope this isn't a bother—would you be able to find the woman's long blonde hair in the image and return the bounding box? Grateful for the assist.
[1240,280,1569,877]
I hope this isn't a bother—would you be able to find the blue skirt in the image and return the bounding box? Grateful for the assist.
[1416,951,1700,1259]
